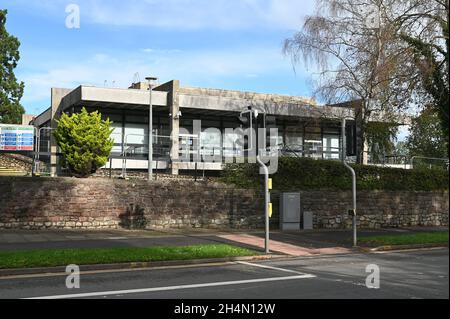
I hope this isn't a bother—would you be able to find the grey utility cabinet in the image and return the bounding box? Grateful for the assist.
[279,193,301,231]
[303,211,314,230]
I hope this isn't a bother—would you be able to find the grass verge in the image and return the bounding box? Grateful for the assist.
[0,244,257,269]
[359,232,449,247]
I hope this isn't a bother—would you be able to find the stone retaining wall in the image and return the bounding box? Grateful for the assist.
[0,154,32,171]
[0,177,264,230]
[0,177,448,230]
[271,191,448,229]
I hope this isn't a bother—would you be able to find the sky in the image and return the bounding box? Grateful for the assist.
[2,0,317,116]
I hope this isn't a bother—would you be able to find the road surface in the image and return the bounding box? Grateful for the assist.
[0,248,448,299]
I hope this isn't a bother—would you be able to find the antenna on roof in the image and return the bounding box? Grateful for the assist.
[133,72,141,84]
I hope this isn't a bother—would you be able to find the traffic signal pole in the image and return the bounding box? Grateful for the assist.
[342,118,357,247]
[239,106,271,254]
[256,155,270,254]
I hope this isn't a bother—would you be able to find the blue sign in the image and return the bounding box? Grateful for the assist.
[0,125,35,151]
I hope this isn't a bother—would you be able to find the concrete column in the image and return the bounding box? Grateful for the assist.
[170,81,180,175]
[50,88,71,177]
[155,80,180,175]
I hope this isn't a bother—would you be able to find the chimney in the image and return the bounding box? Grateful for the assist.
[128,82,150,90]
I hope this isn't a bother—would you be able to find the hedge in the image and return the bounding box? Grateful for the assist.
[221,157,449,191]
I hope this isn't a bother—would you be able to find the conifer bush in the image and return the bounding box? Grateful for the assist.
[53,108,114,177]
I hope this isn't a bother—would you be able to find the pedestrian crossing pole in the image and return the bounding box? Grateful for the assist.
[342,118,357,247]
[257,155,270,254]
[240,106,272,254]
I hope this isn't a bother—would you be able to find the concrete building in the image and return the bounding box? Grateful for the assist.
[31,80,360,176]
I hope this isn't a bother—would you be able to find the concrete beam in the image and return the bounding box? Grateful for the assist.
[178,92,354,119]
[80,86,168,108]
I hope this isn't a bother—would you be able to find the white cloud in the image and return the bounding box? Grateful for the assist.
[19,46,302,113]
[11,0,314,30]
[87,0,311,30]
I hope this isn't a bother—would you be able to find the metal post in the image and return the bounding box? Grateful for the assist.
[36,127,52,176]
[36,128,41,174]
[149,84,153,182]
[109,157,112,179]
[146,76,158,182]
[256,155,270,254]
[195,162,198,182]
[32,127,38,177]
[342,118,357,247]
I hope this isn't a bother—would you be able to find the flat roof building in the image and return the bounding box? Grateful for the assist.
[31,79,360,176]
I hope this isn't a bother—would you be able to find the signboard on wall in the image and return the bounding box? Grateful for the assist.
[0,125,34,151]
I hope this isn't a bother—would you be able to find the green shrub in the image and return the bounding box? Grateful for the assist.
[53,108,114,178]
[221,157,449,191]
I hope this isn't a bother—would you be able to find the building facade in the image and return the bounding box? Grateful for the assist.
[31,80,357,176]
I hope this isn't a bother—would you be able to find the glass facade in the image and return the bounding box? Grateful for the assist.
[78,107,344,163]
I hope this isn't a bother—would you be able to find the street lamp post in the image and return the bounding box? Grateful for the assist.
[146,76,158,182]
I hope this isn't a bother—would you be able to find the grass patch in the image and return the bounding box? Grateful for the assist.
[359,232,449,247]
[0,244,257,269]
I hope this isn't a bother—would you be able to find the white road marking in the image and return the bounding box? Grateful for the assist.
[25,274,316,299]
[0,262,237,280]
[237,261,308,275]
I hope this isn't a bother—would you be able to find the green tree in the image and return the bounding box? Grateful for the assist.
[394,141,409,157]
[366,122,399,163]
[406,107,447,159]
[0,9,25,124]
[396,0,449,155]
[53,108,114,178]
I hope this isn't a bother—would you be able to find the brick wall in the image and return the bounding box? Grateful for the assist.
[0,177,448,230]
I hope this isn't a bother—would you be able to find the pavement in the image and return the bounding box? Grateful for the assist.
[0,248,448,299]
[0,227,447,256]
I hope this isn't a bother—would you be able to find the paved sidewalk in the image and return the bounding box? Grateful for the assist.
[0,227,447,256]
[219,234,352,256]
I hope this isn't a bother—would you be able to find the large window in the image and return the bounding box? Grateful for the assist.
[110,123,123,154]
[124,123,148,157]
[285,126,303,154]
[200,128,222,158]
[323,126,341,160]
[323,134,340,159]
[304,125,322,159]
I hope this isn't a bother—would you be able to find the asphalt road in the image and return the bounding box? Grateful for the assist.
[0,248,448,299]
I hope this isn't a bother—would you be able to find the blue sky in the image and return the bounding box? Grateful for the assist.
[3,0,317,115]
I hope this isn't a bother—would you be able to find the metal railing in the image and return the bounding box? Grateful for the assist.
[410,156,449,170]
[120,133,172,179]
